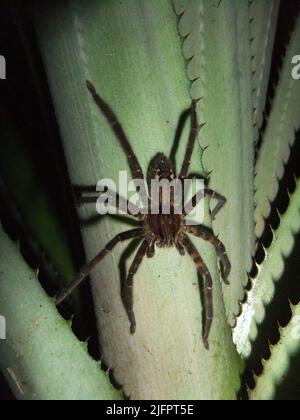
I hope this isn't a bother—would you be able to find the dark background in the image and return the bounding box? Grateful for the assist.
[0,0,300,401]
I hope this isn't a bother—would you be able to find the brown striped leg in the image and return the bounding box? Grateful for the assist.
[146,238,156,258]
[86,81,147,206]
[184,188,226,220]
[185,225,231,284]
[77,190,145,220]
[175,239,185,255]
[181,234,213,350]
[122,237,151,334]
[55,228,144,305]
[179,100,205,180]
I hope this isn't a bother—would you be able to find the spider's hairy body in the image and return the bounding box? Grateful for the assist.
[56,81,231,350]
[146,213,182,248]
[146,153,182,248]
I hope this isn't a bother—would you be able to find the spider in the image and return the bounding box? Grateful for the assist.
[55,80,231,349]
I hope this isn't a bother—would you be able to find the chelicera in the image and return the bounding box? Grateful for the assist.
[55,80,231,349]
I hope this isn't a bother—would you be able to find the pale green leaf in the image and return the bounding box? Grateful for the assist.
[234,178,300,358]
[0,225,121,400]
[250,0,279,137]
[249,302,300,400]
[255,12,300,238]
[33,0,242,400]
[174,0,254,325]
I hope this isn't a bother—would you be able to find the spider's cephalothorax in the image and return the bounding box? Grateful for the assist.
[147,153,175,181]
[55,81,231,350]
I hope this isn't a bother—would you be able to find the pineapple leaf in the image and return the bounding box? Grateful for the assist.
[174,0,255,325]
[33,0,242,399]
[0,224,121,400]
[250,0,279,138]
[234,178,300,358]
[249,301,300,400]
[255,12,300,238]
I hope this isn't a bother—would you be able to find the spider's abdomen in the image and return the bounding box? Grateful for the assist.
[147,213,182,247]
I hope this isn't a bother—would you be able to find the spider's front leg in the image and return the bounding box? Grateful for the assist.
[179,100,205,180]
[122,237,152,334]
[180,234,213,350]
[184,188,226,221]
[86,81,148,207]
[74,187,144,219]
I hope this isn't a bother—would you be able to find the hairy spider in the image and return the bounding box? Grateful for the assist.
[55,80,231,349]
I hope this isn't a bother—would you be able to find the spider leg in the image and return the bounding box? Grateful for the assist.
[86,81,148,206]
[175,239,185,255]
[146,238,156,258]
[55,228,144,305]
[122,237,152,334]
[77,189,145,220]
[184,188,226,220]
[181,234,213,350]
[179,100,205,180]
[185,225,231,284]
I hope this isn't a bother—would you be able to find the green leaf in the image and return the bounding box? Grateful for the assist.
[249,301,300,400]
[234,178,300,358]
[255,12,300,238]
[174,0,255,325]
[33,0,242,399]
[250,0,279,138]
[0,225,121,400]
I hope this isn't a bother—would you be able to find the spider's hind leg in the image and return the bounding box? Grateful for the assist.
[55,228,144,305]
[175,239,185,255]
[122,237,151,334]
[181,234,213,350]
